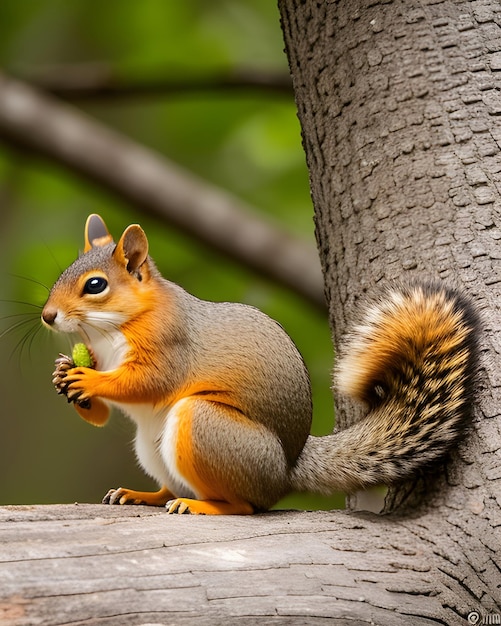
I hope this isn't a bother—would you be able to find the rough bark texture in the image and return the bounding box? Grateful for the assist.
[279,0,501,621]
[0,504,495,626]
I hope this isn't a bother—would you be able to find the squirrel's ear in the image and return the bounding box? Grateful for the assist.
[114,224,149,273]
[84,214,113,252]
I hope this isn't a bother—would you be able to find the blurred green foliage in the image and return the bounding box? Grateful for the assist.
[0,1,343,510]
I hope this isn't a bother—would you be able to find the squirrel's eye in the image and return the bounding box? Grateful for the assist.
[83,276,108,295]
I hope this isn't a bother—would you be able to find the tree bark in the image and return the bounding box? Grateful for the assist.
[279,0,501,619]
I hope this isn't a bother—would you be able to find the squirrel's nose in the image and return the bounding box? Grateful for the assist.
[41,308,57,326]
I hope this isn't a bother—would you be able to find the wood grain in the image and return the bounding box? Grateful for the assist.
[0,504,491,625]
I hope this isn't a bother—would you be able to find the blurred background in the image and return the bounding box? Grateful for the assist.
[0,1,342,510]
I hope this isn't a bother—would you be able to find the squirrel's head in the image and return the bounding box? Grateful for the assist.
[41,214,156,338]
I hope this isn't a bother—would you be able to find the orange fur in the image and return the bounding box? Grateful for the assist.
[174,400,222,501]
[166,498,254,515]
[103,486,173,506]
[171,399,256,515]
[74,398,110,426]
[336,286,471,404]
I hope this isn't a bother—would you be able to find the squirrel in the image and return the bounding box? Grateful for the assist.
[41,214,480,515]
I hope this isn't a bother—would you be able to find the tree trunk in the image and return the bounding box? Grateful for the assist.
[279,0,501,619]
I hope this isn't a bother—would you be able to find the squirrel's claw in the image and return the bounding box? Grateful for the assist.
[102,488,129,505]
[166,499,192,514]
[66,388,83,403]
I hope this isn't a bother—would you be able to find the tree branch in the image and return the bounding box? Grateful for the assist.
[0,504,493,625]
[14,63,294,100]
[0,72,324,308]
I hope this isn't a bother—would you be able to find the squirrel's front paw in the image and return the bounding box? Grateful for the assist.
[63,367,93,405]
[53,357,92,407]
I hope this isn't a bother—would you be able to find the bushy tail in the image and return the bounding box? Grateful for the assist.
[291,283,480,494]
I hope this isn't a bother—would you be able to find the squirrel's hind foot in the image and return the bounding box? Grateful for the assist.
[103,485,172,506]
[166,498,254,515]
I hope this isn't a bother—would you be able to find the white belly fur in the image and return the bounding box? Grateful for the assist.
[114,401,197,499]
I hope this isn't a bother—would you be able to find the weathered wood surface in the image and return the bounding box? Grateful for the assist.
[0,504,470,626]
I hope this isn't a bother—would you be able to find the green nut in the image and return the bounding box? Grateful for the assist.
[72,343,94,368]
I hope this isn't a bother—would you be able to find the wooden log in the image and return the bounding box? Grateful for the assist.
[0,504,469,625]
